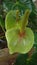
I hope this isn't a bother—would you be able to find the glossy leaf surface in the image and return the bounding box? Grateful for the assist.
[5,10,16,30]
[6,27,34,54]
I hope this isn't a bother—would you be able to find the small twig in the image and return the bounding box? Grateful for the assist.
[0,24,5,33]
[0,36,5,39]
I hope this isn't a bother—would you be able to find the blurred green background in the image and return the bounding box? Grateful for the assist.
[0,0,37,65]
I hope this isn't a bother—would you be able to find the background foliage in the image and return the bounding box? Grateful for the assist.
[0,0,37,65]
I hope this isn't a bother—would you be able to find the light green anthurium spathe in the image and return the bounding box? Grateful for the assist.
[6,27,34,54]
[18,9,31,32]
[5,10,19,30]
[21,10,31,29]
[5,9,34,54]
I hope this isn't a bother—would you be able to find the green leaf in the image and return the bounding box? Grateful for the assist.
[5,10,16,30]
[5,27,34,54]
[3,0,14,10]
[28,52,37,65]
[15,54,28,65]
[20,9,31,30]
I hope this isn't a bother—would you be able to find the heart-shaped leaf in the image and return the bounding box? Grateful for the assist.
[5,27,34,54]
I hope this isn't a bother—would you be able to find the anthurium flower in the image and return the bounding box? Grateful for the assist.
[5,9,34,54]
